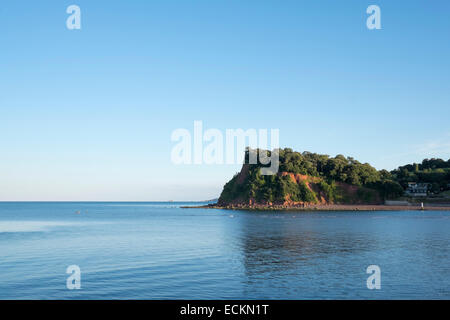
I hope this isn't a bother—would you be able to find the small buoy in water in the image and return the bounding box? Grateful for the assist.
[229,215,234,218]
[75,210,81,214]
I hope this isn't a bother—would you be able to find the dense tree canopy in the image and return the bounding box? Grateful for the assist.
[277,148,381,186]
[391,158,450,191]
[219,148,409,204]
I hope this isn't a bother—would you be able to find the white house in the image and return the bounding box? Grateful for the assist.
[405,182,429,197]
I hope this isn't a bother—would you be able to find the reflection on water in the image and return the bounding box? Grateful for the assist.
[0,202,449,299]
[230,211,450,299]
[239,214,376,269]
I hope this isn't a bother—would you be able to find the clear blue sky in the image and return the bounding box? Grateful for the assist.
[1,1,449,201]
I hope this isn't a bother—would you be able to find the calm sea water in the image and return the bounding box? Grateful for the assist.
[0,202,449,299]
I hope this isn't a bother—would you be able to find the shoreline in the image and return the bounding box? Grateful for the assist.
[182,203,450,211]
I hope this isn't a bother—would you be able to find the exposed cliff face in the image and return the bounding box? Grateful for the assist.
[218,163,382,208]
[279,172,327,205]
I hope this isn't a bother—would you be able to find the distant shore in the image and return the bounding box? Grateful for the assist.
[182,203,450,211]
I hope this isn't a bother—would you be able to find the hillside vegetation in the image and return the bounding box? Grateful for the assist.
[392,158,450,193]
[218,148,405,207]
